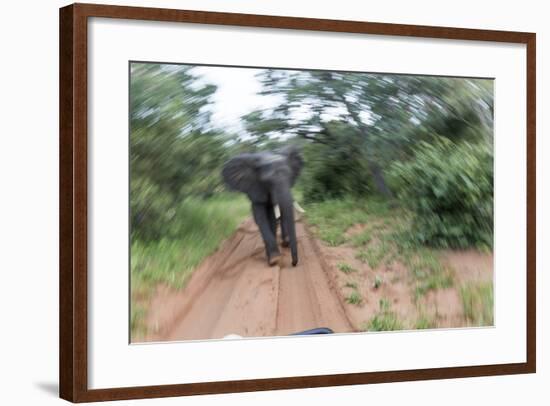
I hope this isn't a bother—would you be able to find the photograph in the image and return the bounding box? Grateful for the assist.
[129,62,495,343]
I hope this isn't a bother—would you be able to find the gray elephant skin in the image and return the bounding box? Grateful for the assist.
[222,146,303,267]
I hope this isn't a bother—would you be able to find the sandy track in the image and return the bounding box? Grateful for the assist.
[145,218,354,342]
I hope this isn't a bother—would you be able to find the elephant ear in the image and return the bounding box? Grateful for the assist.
[277,146,304,186]
[222,153,259,193]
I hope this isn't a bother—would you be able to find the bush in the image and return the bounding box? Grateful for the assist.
[390,138,493,249]
[299,131,372,203]
[130,177,175,240]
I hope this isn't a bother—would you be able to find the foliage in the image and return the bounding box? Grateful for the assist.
[128,62,495,338]
[390,138,493,248]
[131,194,250,290]
[299,122,373,202]
[246,70,493,198]
[130,63,234,240]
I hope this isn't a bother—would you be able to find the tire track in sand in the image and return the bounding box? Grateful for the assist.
[144,217,354,342]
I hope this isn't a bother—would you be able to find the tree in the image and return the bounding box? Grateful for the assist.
[243,69,493,198]
[130,63,229,239]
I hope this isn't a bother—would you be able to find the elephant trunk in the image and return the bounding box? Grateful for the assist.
[275,184,298,266]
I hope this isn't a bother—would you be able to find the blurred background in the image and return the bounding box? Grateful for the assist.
[130,62,494,339]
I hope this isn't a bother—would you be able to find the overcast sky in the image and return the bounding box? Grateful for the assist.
[190,66,282,133]
[189,65,369,135]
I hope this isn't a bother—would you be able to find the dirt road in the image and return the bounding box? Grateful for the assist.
[145,218,354,342]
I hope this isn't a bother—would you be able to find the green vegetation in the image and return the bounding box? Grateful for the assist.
[250,71,492,205]
[300,124,373,202]
[414,272,454,298]
[344,281,358,289]
[403,249,454,299]
[337,262,358,274]
[305,199,370,246]
[354,249,369,263]
[130,63,236,241]
[363,299,403,331]
[130,304,147,339]
[131,195,250,291]
[391,139,493,249]
[355,242,391,269]
[461,282,494,326]
[351,230,372,247]
[345,290,363,306]
[343,278,362,306]
[129,62,495,338]
[373,275,383,289]
[415,315,436,329]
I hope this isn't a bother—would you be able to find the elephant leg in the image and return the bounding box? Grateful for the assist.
[273,204,289,247]
[266,203,277,238]
[280,215,289,248]
[252,203,280,265]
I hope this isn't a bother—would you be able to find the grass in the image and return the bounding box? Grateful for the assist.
[355,241,391,269]
[130,304,147,340]
[404,249,454,299]
[305,197,391,247]
[131,194,250,291]
[345,290,363,305]
[344,281,358,289]
[306,197,455,300]
[460,282,494,326]
[304,198,374,246]
[130,193,250,339]
[415,314,436,329]
[343,278,362,306]
[414,272,454,298]
[379,298,391,310]
[354,249,369,263]
[351,230,372,247]
[362,299,403,331]
[337,262,357,274]
[303,195,493,331]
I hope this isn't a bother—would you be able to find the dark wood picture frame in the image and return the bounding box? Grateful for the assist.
[59,3,536,402]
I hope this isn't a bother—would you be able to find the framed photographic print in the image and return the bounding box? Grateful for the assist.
[59,3,536,402]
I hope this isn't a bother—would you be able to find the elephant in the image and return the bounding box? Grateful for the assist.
[222,146,304,267]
